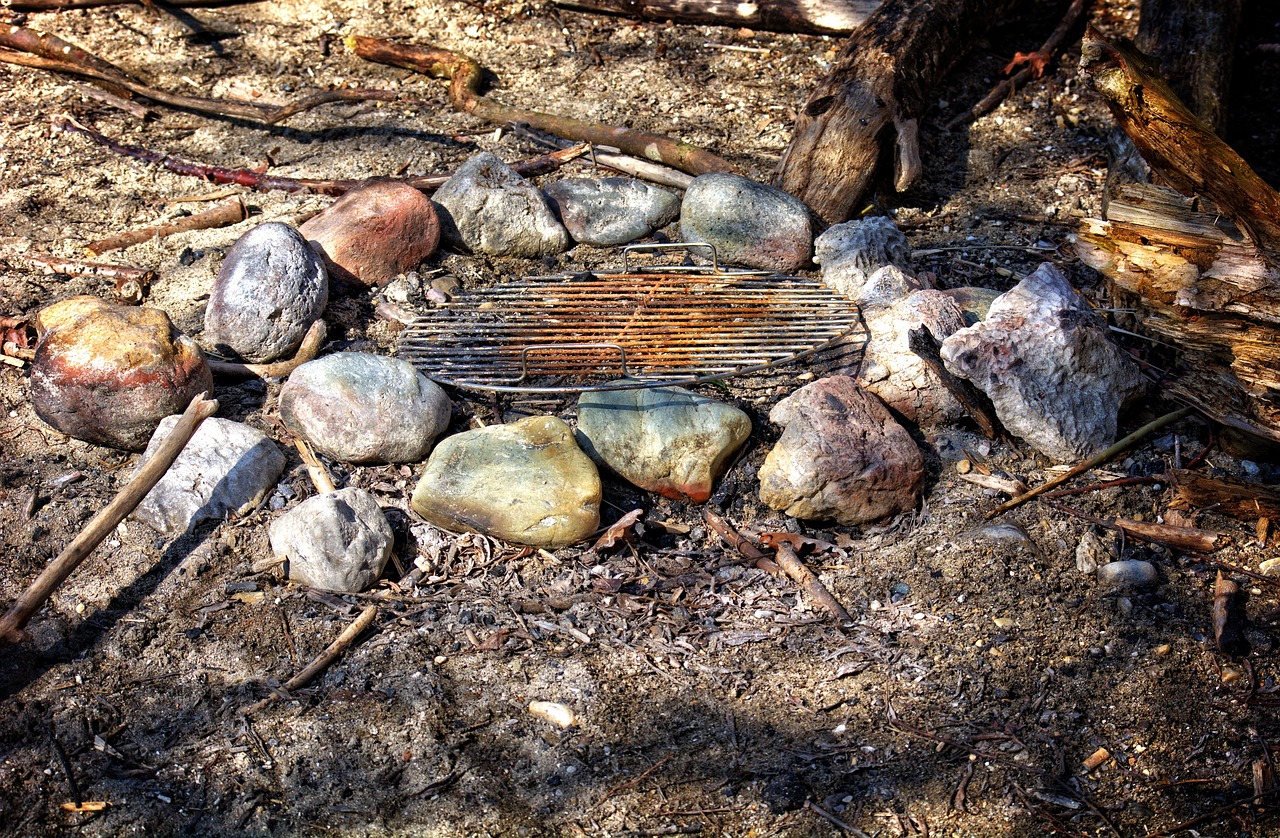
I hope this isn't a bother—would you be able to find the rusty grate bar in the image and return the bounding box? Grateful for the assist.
[398,266,864,394]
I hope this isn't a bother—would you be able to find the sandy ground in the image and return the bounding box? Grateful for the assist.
[3,0,1280,835]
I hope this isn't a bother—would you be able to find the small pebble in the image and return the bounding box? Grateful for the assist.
[956,459,972,474]
[1096,560,1158,591]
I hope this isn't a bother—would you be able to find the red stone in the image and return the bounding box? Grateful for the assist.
[30,296,212,450]
[300,180,441,288]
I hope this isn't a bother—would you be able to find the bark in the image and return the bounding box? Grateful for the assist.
[1135,0,1241,134]
[554,0,881,36]
[774,0,1022,223]
[1075,29,1280,442]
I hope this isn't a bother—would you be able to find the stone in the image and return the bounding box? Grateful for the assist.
[29,296,212,450]
[543,177,680,246]
[576,384,751,503]
[1096,560,1159,591]
[758,376,924,525]
[299,179,441,288]
[1076,529,1109,575]
[679,173,812,271]
[432,152,571,257]
[269,488,394,592]
[850,265,922,312]
[940,262,1148,463]
[132,416,286,537]
[857,290,969,427]
[813,217,912,303]
[204,222,328,363]
[279,352,452,464]
[1260,558,1280,577]
[411,416,601,548]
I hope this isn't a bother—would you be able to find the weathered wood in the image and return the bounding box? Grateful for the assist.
[775,0,1021,223]
[1135,0,1241,134]
[1076,29,1280,442]
[1169,469,1280,521]
[555,0,880,36]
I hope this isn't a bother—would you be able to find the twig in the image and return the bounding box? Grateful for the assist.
[945,0,1088,129]
[49,727,82,809]
[86,195,246,256]
[26,253,156,303]
[508,123,694,190]
[601,755,673,802]
[6,0,259,10]
[986,405,1194,518]
[702,509,768,560]
[763,538,853,624]
[0,393,219,644]
[56,117,590,196]
[241,566,426,715]
[1145,792,1270,838]
[806,800,871,837]
[346,35,733,177]
[1040,499,1222,553]
[206,319,326,379]
[1041,475,1160,499]
[908,326,998,438]
[293,438,337,495]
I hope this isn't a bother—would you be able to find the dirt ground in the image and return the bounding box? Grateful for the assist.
[3,0,1280,835]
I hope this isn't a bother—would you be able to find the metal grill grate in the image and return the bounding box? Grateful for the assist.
[398,250,864,394]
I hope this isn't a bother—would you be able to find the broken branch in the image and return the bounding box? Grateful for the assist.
[346,35,733,177]
[86,195,246,256]
[207,319,326,379]
[987,405,1193,518]
[0,393,219,645]
[758,533,853,624]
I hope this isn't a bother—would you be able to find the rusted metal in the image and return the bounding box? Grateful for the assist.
[398,247,864,394]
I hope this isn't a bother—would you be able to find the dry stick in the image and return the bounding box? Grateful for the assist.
[1040,499,1222,553]
[986,405,1194,518]
[508,123,695,190]
[26,253,156,303]
[945,0,1089,130]
[207,319,327,379]
[293,438,337,495]
[346,35,734,177]
[0,22,143,99]
[86,195,246,256]
[56,117,591,196]
[768,539,853,624]
[6,0,260,10]
[0,393,219,645]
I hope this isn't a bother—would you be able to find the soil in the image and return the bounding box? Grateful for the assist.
[2,0,1280,835]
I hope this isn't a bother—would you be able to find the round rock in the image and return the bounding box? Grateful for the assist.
[1096,560,1159,591]
[432,152,571,257]
[204,221,328,363]
[30,296,212,450]
[679,173,812,271]
[544,177,680,247]
[299,179,440,288]
[269,487,394,593]
[411,416,601,548]
[280,352,452,464]
[813,216,912,303]
[576,384,750,503]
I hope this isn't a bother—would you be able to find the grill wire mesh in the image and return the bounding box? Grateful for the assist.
[398,264,865,394]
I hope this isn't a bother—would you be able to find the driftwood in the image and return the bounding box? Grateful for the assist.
[554,0,880,36]
[1075,30,1280,443]
[1169,469,1280,521]
[774,0,1021,223]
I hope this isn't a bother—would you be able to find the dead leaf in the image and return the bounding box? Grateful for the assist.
[592,508,644,552]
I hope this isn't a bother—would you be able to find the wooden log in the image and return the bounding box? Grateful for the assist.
[554,0,881,36]
[774,0,1022,223]
[1075,29,1280,442]
[1135,0,1241,134]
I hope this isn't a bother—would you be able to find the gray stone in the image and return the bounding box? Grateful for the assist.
[204,222,328,363]
[1096,560,1158,591]
[1260,558,1280,577]
[411,416,601,548]
[432,152,571,257]
[544,177,680,246]
[858,290,969,428]
[269,488,394,592]
[851,265,922,312]
[132,416,286,537]
[280,353,452,464]
[679,173,812,271]
[813,217,912,304]
[940,263,1148,463]
[576,384,751,503]
[759,376,924,525]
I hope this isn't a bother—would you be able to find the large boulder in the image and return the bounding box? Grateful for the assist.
[759,376,923,525]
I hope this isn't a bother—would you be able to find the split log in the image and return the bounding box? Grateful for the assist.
[555,0,881,36]
[774,0,1023,223]
[1075,30,1280,443]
